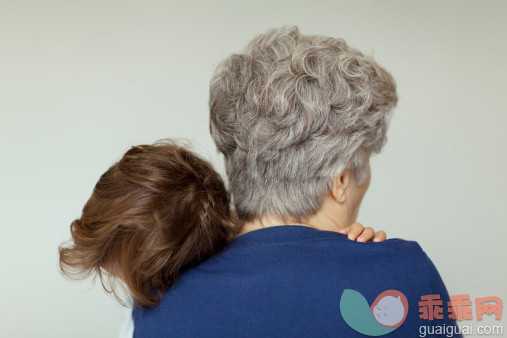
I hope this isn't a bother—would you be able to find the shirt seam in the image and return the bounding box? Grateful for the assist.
[224,237,407,251]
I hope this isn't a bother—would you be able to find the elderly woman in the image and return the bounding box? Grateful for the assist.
[60,26,461,337]
[133,26,458,336]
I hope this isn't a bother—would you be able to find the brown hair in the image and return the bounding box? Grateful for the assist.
[58,139,240,308]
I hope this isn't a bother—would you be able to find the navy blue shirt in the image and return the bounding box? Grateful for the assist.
[133,225,461,337]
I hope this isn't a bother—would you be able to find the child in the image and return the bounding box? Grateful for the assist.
[59,139,239,308]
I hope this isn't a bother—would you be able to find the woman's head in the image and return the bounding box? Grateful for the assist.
[59,139,238,308]
[210,26,398,223]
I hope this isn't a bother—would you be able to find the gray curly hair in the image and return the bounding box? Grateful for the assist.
[209,26,398,222]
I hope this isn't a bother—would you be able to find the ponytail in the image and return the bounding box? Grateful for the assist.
[58,139,239,308]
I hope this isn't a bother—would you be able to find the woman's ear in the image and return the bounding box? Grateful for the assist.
[331,169,352,204]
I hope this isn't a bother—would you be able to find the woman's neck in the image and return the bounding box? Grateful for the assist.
[237,200,354,237]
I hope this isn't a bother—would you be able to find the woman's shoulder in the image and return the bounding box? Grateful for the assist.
[302,229,430,259]
[214,226,430,262]
[299,233,437,276]
[369,237,426,254]
[377,237,436,266]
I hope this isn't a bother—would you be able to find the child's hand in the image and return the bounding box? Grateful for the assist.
[338,222,386,243]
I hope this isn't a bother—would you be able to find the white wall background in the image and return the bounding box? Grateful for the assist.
[1,0,505,337]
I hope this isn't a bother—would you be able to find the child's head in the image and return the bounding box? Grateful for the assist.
[59,139,239,308]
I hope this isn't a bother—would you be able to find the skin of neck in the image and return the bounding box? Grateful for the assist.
[238,165,371,236]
